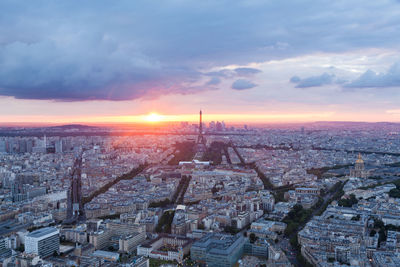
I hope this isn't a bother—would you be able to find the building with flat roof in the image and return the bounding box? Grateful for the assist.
[106,221,145,236]
[243,238,269,258]
[25,227,59,258]
[119,232,146,254]
[191,233,246,267]
[89,230,112,250]
[137,234,193,263]
[0,236,12,259]
[372,251,400,267]
[92,250,120,261]
[129,256,150,267]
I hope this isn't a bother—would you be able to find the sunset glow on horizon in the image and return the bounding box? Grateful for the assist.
[1,1,400,125]
[143,113,164,123]
[1,110,400,126]
[3,2,400,265]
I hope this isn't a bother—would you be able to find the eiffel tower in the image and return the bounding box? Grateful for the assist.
[197,110,206,145]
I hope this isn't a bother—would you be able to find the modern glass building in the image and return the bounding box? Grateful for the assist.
[25,227,60,258]
[243,239,269,258]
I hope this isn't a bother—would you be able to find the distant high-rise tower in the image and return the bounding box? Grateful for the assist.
[65,155,85,224]
[197,110,206,145]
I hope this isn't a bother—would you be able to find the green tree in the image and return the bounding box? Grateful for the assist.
[389,188,400,198]
[249,233,257,243]
[370,229,376,237]
[374,219,384,229]
[17,244,24,252]
[378,228,387,246]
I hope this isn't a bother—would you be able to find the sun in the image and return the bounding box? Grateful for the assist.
[144,113,163,122]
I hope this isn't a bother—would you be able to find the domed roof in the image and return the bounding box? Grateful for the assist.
[355,153,364,164]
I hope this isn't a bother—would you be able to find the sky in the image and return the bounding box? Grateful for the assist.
[2,0,400,124]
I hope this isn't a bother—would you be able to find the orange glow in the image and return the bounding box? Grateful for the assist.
[1,111,400,126]
[0,112,335,125]
[143,113,164,122]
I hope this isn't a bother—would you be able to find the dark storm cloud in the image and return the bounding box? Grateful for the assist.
[1,0,400,100]
[0,37,202,100]
[232,79,257,90]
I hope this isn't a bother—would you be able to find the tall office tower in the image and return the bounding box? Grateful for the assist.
[65,155,85,224]
[0,139,6,153]
[63,139,72,152]
[7,139,14,153]
[19,139,27,153]
[25,227,60,257]
[55,140,63,153]
[11,183,27,202]
[209,121,216,130]
[26,139,33,153]
[216,121,223,131]
[32,137,46,153]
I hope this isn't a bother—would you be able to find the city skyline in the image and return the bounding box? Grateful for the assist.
[1,1,400,124]
[3,2,400,266]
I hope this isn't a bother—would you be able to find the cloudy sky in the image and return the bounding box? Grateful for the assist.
[1,0,400,124]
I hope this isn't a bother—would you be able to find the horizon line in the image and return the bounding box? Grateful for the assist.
[1,119,400,128]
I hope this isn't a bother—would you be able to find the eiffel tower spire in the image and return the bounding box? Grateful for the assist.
[197,110,205,145]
